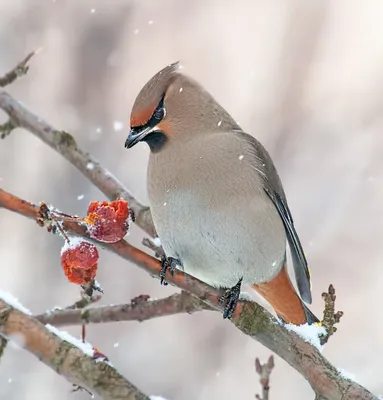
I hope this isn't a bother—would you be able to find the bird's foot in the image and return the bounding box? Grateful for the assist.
[219,277,243,319]
[160,256,180,285]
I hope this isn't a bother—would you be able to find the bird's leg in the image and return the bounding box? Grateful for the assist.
[219,277,243,319]
[160,255,180,285]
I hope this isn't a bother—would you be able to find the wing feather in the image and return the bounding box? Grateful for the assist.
[240,132,312,304]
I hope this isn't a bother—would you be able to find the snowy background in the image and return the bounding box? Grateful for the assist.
[1,0,383,399]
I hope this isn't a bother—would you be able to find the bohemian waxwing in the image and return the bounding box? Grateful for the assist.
[125,63,318,325]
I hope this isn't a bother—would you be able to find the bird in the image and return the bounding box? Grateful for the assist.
[125,62,318,325]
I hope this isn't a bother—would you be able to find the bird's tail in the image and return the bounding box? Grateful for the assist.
[301,302,320,325]
[251,264,319,325]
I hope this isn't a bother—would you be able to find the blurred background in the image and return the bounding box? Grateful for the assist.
[1,0,383,398]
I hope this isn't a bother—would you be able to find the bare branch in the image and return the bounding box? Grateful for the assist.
[0,51,36,87]
[35,292,212,327]
[255,355,274,400]
[0,298,149,400]
[0,91,155,236]
[0,187,377,400]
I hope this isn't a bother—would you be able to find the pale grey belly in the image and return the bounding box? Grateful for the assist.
[151,190,287,288]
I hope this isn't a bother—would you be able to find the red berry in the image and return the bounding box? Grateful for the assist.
[61,239,99,285]
[84,199,130,243]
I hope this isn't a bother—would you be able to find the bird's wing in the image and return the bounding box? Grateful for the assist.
[240,132,312,304]
[263,187,312,304]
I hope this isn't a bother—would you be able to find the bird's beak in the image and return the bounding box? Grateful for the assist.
[125,126,153,149]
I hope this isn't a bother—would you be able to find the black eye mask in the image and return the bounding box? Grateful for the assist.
[126,96,168,152]
[132,96,166,131]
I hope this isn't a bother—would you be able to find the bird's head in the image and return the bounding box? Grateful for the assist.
[125,63,239,153]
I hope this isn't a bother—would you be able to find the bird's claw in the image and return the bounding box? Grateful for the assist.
[160,256,180,285]
[219,277,243,319]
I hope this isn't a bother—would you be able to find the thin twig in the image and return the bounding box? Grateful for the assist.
[0,51,36,87]
[35,292,212,326]
[255,355,274,400]
[65,292,102,310]
[0,187,377,400]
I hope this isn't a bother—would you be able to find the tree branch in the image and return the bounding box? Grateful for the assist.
[35,291,212,327]
[0,91,155,236]
[35,291,212,326]
[0,188,377,400]
[0,298,148,400]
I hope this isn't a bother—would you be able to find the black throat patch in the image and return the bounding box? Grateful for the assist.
[143,130,168,152]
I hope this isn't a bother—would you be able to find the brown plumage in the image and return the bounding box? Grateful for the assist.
[125,63,318,325]
[253,264,307,325]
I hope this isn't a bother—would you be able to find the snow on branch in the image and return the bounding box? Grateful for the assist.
[0,295,149,400]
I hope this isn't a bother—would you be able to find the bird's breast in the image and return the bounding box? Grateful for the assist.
[147,135,286,288]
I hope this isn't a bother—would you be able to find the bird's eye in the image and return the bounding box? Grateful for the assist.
[153,107,166,121]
